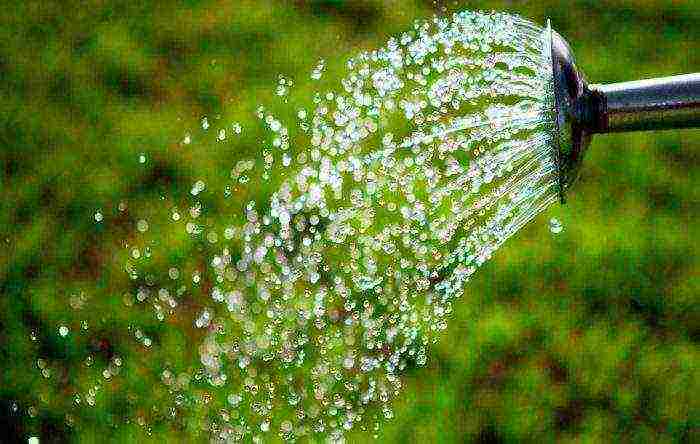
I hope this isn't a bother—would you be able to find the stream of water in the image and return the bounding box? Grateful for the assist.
[28,11,558,443]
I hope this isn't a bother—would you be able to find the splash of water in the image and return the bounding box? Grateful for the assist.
[25,11,558,443]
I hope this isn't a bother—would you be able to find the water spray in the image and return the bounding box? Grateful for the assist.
[548,22,700,201]
[14,11,698,443]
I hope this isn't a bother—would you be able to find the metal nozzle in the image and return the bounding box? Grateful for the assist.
[549,26,700,203]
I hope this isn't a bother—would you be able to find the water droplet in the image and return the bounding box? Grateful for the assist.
[227,393,242,406]
[137,219,149,233]
[311,59,326,80]
[191,180,206,196]
[549,217,563,234]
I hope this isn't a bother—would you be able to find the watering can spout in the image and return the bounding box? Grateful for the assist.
[548,27,700,203]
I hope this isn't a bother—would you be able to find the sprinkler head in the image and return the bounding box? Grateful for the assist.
[548,26,603,203]
[548,23,700,203]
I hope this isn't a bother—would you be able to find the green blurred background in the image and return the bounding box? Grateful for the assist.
[1,0,698,442]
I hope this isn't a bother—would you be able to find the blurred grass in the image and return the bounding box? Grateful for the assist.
[1,0,698,442]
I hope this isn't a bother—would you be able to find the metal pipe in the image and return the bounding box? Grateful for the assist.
[591,74,700,133]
